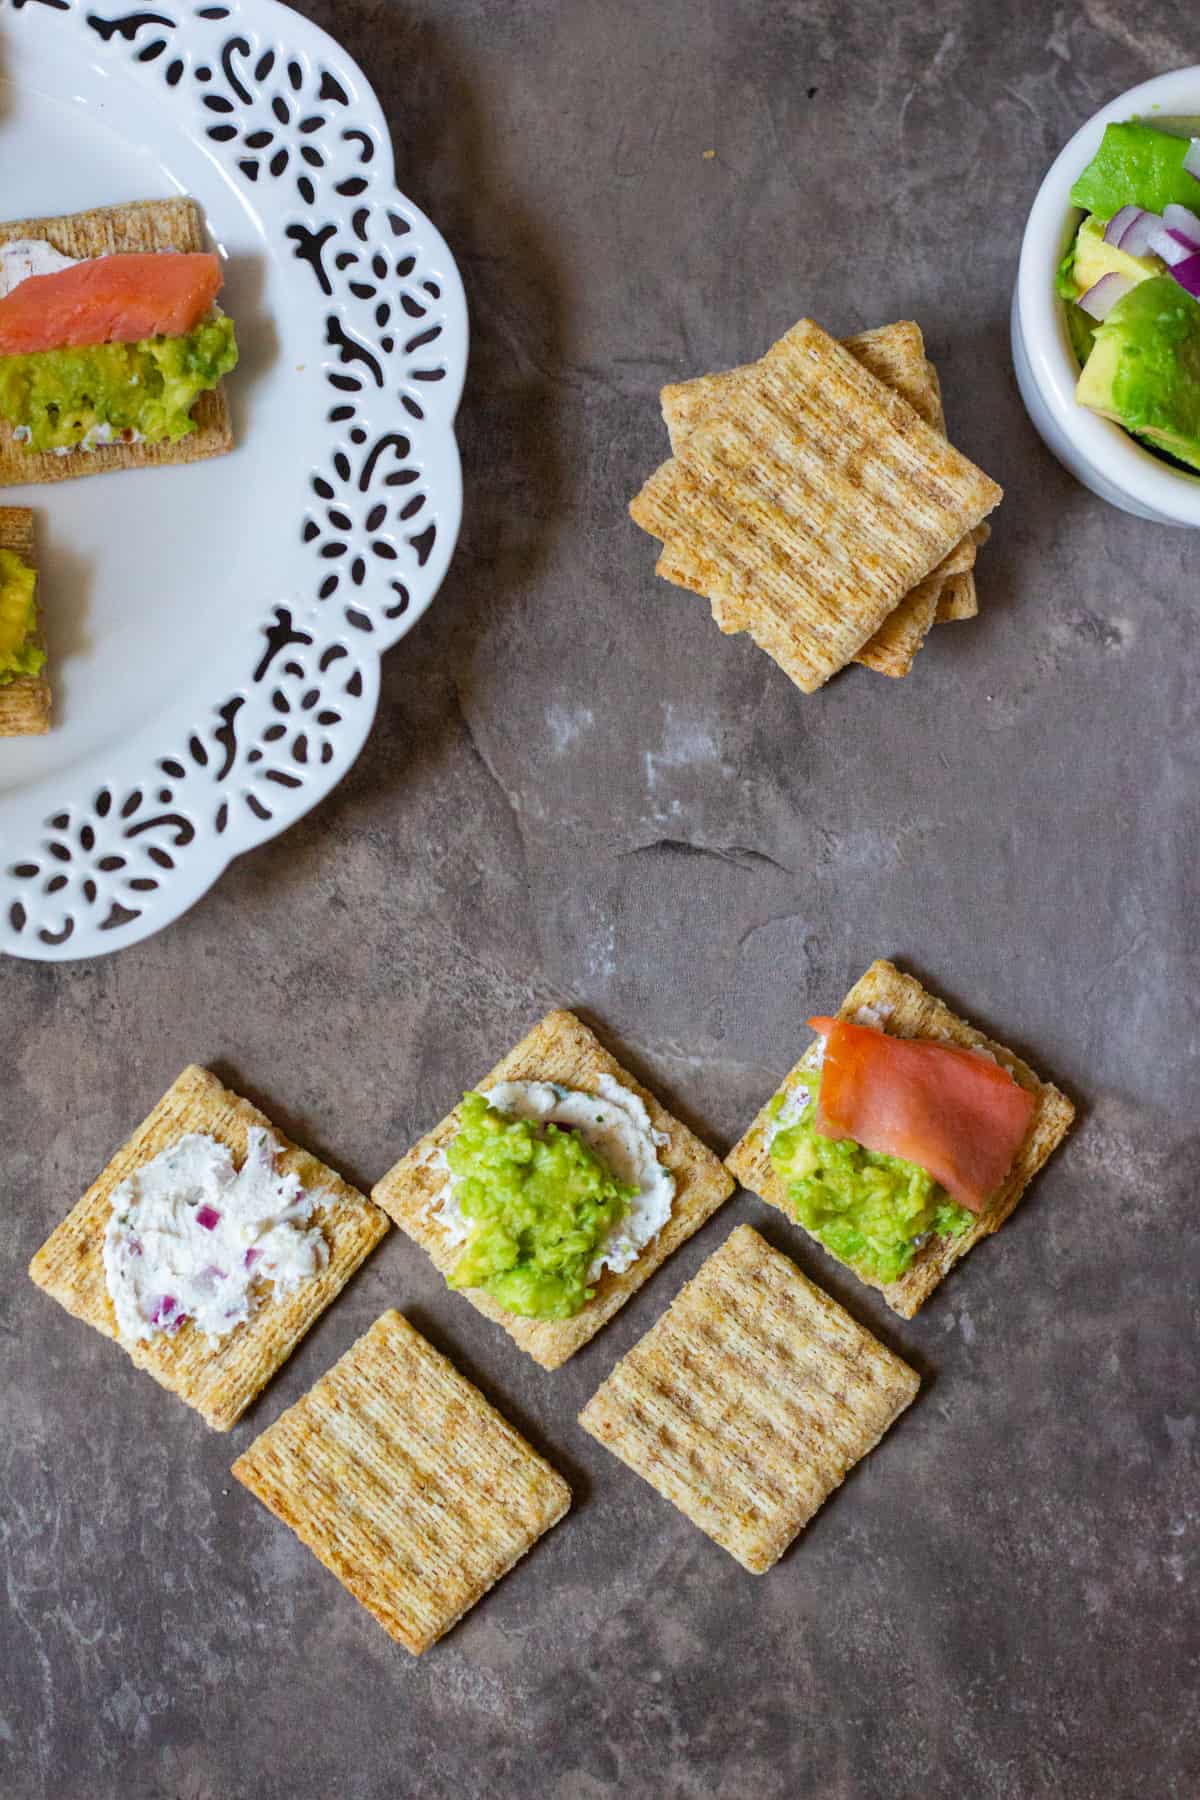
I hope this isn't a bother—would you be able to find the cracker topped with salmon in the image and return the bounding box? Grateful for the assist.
[726,960,1076,1316]
[0,197,237,486]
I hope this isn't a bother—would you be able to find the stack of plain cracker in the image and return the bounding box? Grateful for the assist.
[631,317,1002,689]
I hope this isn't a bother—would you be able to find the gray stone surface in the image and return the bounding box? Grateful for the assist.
[3,0,1199,1794]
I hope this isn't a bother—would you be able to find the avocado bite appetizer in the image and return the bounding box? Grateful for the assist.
[1059,119,1200,472]
[0,197,237,485]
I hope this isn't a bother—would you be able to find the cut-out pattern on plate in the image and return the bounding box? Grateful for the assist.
[0,0,466,959]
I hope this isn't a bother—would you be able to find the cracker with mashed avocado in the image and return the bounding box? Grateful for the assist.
[0,198,233,488]
[232,1309,571,1655]
[371,1009,735,1370]
[28,1064,389,1429]
[658,322,980,679]
[0,505,49,735]
[726,960,1075,1318]
[578,1223,919,1573]
[635,318,1000,692]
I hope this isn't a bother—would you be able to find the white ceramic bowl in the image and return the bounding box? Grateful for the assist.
[1012,64,1200,525]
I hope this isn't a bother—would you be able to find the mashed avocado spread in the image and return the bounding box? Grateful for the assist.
[0,313,237,453]
[768,1070,972,1284]
[444,1090,636,1319]
[0,548,42,686]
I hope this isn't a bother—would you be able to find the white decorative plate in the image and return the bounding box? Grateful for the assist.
[0,0,467,959]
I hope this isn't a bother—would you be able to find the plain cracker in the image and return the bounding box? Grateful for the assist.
[0,199,233,488]
[725,960,1075,1318]
[579,1223,919,1573]
[371,1009,734,1370]
[0,505,49,734]
[232,1309,571,1655]
[28,1064,390,1429]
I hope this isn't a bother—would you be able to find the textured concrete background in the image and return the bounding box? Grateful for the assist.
[3,1,1198,1796]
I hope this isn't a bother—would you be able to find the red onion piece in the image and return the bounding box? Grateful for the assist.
[1168,252,1200,299]
[1184,138,1200,182]
[201,1264,227,1282]
[195,1204,221,1231]
[1163,203,1200,248]
[151,1295,177,1325]
[1078,271,1135,320]
[1146,224,1191,267]
[1104,204,1146,248]
[1118,208,1167,259]
[243,1247,261,1269]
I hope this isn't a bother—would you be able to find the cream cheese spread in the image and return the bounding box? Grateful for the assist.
[102,1130,328,1344]
[0,238,77,298]
[433,1074,675,1278]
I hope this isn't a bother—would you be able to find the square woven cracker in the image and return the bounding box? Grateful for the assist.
[726,960,1075,1318]
[0,505,48,734]
[28,1064,390,1429]
[232,1309,571,1655]
[579,1223,919,1573]
[659,322,980,679]
[372,1010,735,1370]
[0,198,233,487]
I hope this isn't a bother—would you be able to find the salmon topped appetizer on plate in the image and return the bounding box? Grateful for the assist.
[0,196,237,485]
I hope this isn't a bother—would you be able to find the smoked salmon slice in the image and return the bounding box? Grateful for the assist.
[807,1017,1036,1214]
[0,252,221,356]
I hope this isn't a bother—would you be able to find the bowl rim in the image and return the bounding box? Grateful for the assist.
[1016,62,1200,525]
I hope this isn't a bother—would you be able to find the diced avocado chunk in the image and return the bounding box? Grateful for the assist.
[1071,213,1162,294]
[1070,121,1200,221]
[1077,275,1200,473]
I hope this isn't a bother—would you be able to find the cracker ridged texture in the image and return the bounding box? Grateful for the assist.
[579,1223,919,1574]
[0,504,48,734]
[936,570,978,623]
[659,322,981,680]
[0,199,232,488]
[726,960,1076,1318]
[28,1064,390,1429]
[371,1009,735,1369]
[232,1309,571,1655]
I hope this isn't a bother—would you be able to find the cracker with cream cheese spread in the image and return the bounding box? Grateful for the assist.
[28,1064,389,1429]
[0,505,49,735]
[579,1223,919,1573]
[0,198,233,487]
[633,318,1000,693]
[725,960,1075,1318]
[371,1009,734,1370]
[232,1309,571,1655]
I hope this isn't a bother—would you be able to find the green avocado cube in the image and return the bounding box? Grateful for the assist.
[1076,275,1200,472]
[1070,121,1200,220]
